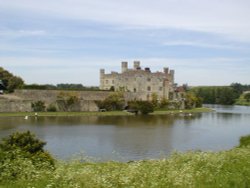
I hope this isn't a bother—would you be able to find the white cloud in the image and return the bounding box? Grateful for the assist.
[1,56,249,86]
[0,29,46,38]
[1,0,250,42]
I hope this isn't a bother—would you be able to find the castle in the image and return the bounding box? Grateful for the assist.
[100,61,181,101]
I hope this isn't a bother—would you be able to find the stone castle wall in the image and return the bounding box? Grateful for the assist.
[0,90,114,112]
[100,61,175,100]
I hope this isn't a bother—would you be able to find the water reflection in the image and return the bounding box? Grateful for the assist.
[0,105,250,161]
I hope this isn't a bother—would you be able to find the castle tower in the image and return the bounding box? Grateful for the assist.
[100,69,105,89]
[133,61,140,70]
[164,67,169,74]
[170,70,175,82]
[121,61,128,73]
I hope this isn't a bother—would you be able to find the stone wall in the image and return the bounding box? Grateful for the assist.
[0,90,114,112]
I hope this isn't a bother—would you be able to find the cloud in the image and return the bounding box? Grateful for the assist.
[1,0,250,42]
[1,56,249,86]
[0,29,46,38]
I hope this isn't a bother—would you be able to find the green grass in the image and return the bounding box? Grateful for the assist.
[0,108,212,117]
[235,94,250,106]
[0,111,133,117]
[1,146,250,188]
[153,107,213,115]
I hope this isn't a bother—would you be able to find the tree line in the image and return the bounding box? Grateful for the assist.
[189,83,250,105]
[0,67,99,93]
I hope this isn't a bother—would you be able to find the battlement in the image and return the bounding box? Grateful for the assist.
[100,61,176,100]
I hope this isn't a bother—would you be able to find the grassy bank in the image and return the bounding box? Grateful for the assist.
[235,94,250,106]
[0,108,212,117]
[1,146,250,188]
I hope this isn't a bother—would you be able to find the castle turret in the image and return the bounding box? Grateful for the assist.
[134,61,140,70]
[164,67,169,74]
[100,69,105,90]
[121,61,128,73]
[170,70,175,82]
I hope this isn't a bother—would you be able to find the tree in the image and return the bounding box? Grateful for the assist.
[56,91,80,111]
[0,67,24,93]
[244,93,250,102]
[128,101,154,115]
[185,93,203,109]
[151,93,158,109]
[31,101,46,112]
[96,92,125,111]
[0,131,54,180]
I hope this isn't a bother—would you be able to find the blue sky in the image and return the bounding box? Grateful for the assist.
[0,0,250,86]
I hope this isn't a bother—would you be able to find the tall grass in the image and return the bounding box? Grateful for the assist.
[1,146,250,188]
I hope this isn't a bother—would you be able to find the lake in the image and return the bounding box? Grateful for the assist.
[0,105,250,161]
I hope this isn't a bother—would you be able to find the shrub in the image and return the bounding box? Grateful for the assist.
[244,93,250,102]
[31,100,46,112]
[0,131,55,181]
[96,92,125,111]
[47,104,57,112]
[239,135,250,147]
[128,101,154,115]
[56,92,80,111]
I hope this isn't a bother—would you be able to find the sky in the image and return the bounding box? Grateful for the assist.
[0,0,250,86]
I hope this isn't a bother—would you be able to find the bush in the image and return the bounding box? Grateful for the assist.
[56,92,80,111]
[244,93,250,102]
[47,104,57,112]
[128,101,154,115]
[0,131,55,181]
[31,100,46,112]
[96,92,125,111]
[239,135,250,148]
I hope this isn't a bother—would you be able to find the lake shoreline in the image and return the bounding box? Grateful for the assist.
[0,107,213,117]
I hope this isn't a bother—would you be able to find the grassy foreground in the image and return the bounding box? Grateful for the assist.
[1,146,250,188]
[0,108,212,117]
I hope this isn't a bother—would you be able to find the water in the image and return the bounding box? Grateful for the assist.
[0,105,250,161]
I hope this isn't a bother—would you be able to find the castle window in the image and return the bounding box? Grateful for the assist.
[112,80,114,84]
[106,80,109,84]
[147,78,151,82]
[134,88,136,92]
[147,86,151,91]
[159,87,162,91]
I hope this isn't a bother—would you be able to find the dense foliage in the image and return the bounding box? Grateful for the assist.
[0,131,54,182]
[184,93,203,109]
[239,135,250,148]
[0,133,249,187]
[23,83,100,91]
[128,100,154,115]
[0,67,24,93]
[31,100,46,112]
[56,92,80,111]
[244,93,250,102]
[190,86,239,105]
[95,92,125,111]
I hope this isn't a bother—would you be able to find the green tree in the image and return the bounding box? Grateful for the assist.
[57,92,80,111]
[0,67,24,93]
[128,101,154,115]
[151,93,158,109]
[0,131,54,181]
[159,97,169,109]
[239,135,250,148]
[190,86,238,105]
[31,101,46,112]
[96,92,125,111]
[244,93,250,102]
